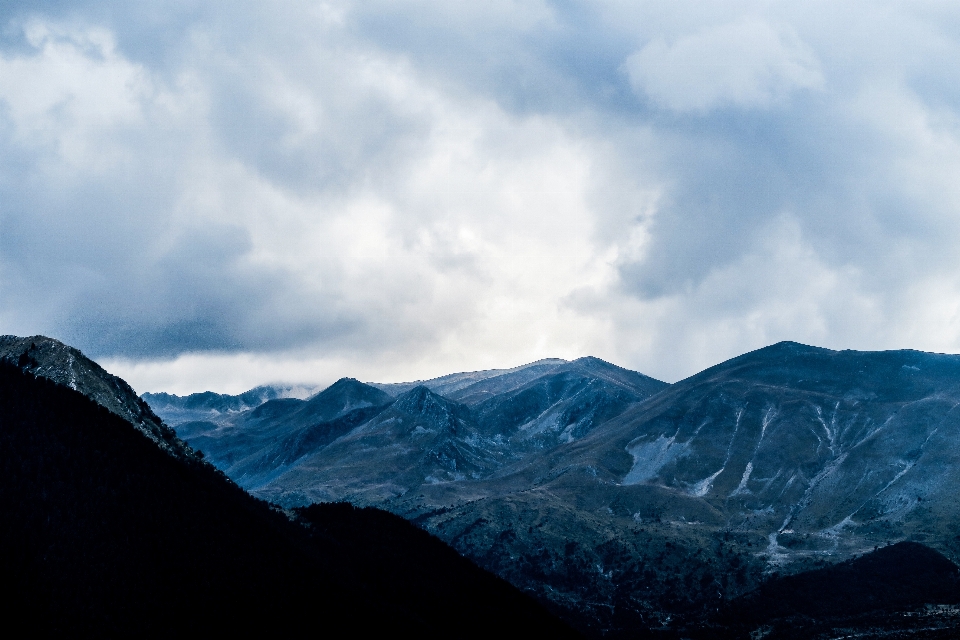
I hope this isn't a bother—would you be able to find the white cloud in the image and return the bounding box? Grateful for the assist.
[623,17,823,112]
[0,9,615,387]
[580,214,880,381]
[6,2,960,392]
[0,21,152,168]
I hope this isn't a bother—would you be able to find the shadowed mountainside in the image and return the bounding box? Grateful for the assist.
[0,335,191,458]
[0,355,578,637]
[518,341,960,559]
[710,541,960,639]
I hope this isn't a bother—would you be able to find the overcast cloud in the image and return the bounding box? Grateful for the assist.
[3,1,960,393]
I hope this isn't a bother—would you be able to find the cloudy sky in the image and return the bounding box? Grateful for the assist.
[3,1,960,394]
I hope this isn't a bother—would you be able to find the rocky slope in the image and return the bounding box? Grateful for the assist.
[0,335,192,458]
[503,341,960,563]
[370,358,571,398]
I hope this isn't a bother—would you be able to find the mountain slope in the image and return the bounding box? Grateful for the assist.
[169,378,396,487]
[255,386,507,504]
[371,358,569,398]
[0,358,577,636]
[715,541,960,638]
[385,342,960,634]
[539,341,960,558]
[0,335,191,458]
[470,356,668,450]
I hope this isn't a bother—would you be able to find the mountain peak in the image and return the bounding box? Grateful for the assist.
[391,386,472,429]
[323,376,388,397]
[369,359,571,398]
[781,339,830,350]
[394,385,446,412]
[300,377,393,422]
[0,335,193,459]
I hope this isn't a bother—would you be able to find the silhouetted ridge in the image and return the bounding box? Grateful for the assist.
[296,502,580,636]
[0,360,577,637]
[723,542,960,624]
[0,335,191,458]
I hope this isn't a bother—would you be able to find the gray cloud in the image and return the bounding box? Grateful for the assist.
[623,18,823,112]
[3,1,960,390]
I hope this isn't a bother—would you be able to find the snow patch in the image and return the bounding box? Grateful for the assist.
[622,435,689,485]
[760,406,776,440]
[730,462,753,496]
[692,466,724,497]
[764,532,790,566]
[822,515,856,537]
[689,406,745,497]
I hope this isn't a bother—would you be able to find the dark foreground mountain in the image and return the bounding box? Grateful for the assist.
[709,541,960,639]
[151,342,960,637]
[0,358,577,637]
[0,335,191,458]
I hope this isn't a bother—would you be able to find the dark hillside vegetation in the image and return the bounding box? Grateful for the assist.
[707,541,960,639]
[726,541,960,621]
[297,502,581,631]
[0,361,577,637]
[0,335,189,456]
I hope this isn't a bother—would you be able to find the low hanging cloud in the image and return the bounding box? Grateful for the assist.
[3,2,960,392]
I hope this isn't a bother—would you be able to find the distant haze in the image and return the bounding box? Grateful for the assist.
[3,2,960,393]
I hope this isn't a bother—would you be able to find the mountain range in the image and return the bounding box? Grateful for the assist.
[147,341,960,637]
[5,333,960,636]
[151,357,665,502]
